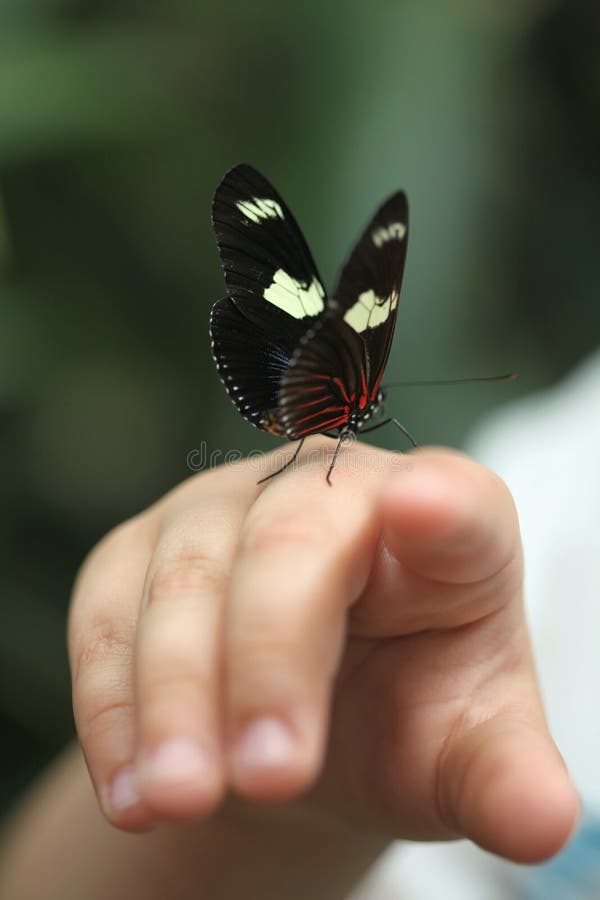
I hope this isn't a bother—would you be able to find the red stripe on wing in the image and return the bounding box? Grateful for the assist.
[294,404,348,427]
[293,412,350,437]
[332,377,354,406]
[294,395,335,411]
[369,370,384,401]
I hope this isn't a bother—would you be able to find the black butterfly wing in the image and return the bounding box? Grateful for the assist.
[277,191,408,439]
[210,164,329,432]
[211,164,327,330]
[329,190,408,398]
[210,296,312,434]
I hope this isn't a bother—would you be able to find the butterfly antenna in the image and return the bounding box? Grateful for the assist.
[385,373,517,389]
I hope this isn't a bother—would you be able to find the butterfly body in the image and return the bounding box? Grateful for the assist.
[209,164,410,480]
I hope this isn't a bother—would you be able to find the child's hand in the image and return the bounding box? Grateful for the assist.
[68,440,577,862]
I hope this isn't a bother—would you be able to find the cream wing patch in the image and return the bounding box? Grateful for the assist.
[236,197,284,223]
[264,269,325,319]
[343,289,399,332]
[371,222,407,248]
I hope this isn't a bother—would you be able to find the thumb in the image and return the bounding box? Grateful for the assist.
[440,716,579,862]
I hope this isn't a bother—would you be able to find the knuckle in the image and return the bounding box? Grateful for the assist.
[78,695,135,742]
[476,551,523,609]
[143,665,211,702]
[228,636,300,685]
[72,615,135,684]
[148,551,227,606]
[426,554,523,631]
[240,511,330,557]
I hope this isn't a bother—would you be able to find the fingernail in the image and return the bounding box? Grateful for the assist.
[141,739,212,787]
[231,717,297,775]
[107,765,140,812]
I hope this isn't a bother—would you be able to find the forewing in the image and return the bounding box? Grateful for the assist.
[212,164,326,329]
[331,191,408,396]
[277,314,367,439]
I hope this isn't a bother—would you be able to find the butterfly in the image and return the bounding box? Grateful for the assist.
[209,163,415,484]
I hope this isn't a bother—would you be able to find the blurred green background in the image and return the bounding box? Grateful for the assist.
[1,0,599,816]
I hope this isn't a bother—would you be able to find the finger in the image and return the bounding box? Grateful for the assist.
[225,451,383,801]
[68,515,156,831]
[134,482,253,820]
[440,715,579,862]
[341,590,578,860]
[352,448,523,636]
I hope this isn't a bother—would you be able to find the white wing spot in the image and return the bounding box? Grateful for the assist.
[372,222,406,248]
[264,269,325,319]
[343,288,398,333]
[236,197,284,224]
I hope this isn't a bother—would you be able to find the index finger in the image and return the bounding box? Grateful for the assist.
[224,439,390,801]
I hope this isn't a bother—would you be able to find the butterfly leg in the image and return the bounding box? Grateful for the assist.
[257,438,306,485]
[359,417,419,447]
[326,430,353,486]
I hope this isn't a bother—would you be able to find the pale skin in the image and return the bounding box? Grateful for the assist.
[0,441,579,899]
